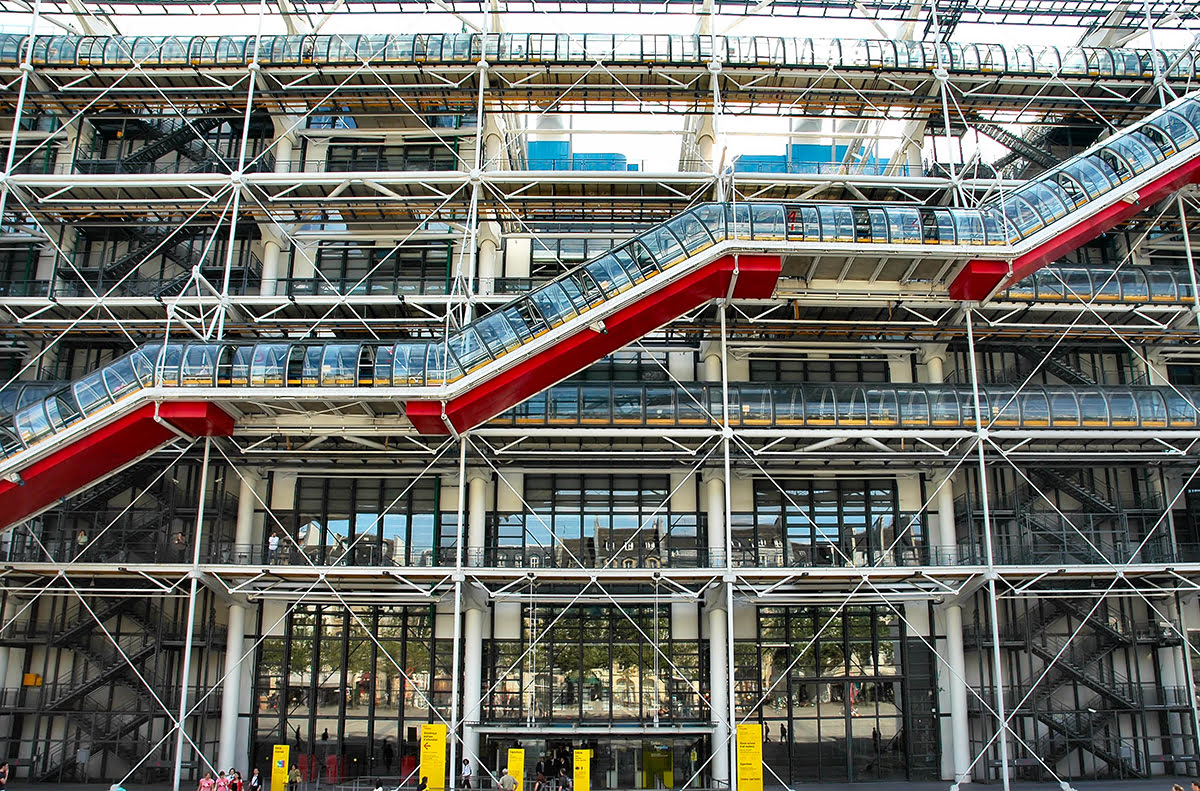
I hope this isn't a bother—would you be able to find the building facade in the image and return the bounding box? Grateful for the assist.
[0,3,1199,788]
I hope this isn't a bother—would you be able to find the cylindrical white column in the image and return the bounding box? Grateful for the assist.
[218,472,258,770]
[235,472,258,558]
[461,472,489,781]
[936,475,957,561]
[944,604,972,785]
[260,239,282,297]
[217,602,247,772]
[484,133,503,170]
[478,239,498,297]
[705,473,730,786]
[924,349,945,383]
[274,133,294,174]
[1159,599,1185,757]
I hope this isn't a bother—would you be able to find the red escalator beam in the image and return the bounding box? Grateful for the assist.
[406,254,782,435]
[950,155,1200,301]
[0,401,234,531]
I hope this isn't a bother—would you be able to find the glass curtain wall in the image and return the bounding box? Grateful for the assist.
[734,606,938,782]
[488,475,703,568]
[253,604,451,783]
[743,479,919,567]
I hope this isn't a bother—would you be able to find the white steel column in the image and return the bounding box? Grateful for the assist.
[461,470,489,776]
[704,471,730,787]
[932,473,971,784]
[477,223,501,297]
[259,119,296,297]
[218,471,258,772]
[259,238,282,297]
[944,603,973,786]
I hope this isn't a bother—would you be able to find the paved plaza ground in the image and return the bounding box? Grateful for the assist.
[61,779,1200,791]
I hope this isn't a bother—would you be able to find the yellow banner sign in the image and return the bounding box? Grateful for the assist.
[507,748,525,791]
[736,723,763,791]
[421,723,448,791]
[271,744,290,791]
[573,749,590,791]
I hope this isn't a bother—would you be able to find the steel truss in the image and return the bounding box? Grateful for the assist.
[3,0,1200,789]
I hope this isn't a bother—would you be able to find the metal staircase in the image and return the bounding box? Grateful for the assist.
[35,595,223,781]
[1030,468,1119,514]
[1014,346,1098,386]
[970,119,1059,169]
[118,116,227,171]
[1005,597,1145,778]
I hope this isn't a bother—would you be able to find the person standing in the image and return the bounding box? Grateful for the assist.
[498,768,517,791]
[460,758,472,790]
[382,738,395,772]
[198,772,216,791]
[248,768,263,791]
[75,529,88,559]
[287,763,301,791]
[268,531,281,563]
[0,761,9,791]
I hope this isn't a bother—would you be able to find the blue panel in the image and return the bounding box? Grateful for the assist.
[527,140,571,170]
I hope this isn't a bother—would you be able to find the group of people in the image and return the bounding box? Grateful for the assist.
[197,766,263,791]
[496,753,573,791]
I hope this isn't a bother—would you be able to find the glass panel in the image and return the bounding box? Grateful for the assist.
[727,203,752,239]
[1166,391,1199,426]
[320,344,360,386]
[749,204,786,239]
[102,357,141,400]
[1002,196,1045,235]
[502,299,550,341]
[1049,391,1081,426]
[154,344,184,386]
[1016,182,1068,222]
[623,240,661,279]
[251,343,290,386]
[1079,390,1108,424]
[182,344,218,386]
[899,390,929,425]
[1136,390,1167,426]
[1107,390,1137,425]
[951,210,984,244]
[1061,158,1115,199]
[14,403,52,445]
[665,210,716,253]
[638,226,688,267]
[1048,170,1088,208]
[692,203,726,239]
[392,343,428,385]
[584,253,634,296]
[73,372,110,413]
[473,311,521,356]
[230,346,252,386]
[447,327,494,372]
[529,282,579,326]
[1019,391,1050,426]
[1149,110,1198,149]
[817,206,853,242]
[1097,148,1135,182]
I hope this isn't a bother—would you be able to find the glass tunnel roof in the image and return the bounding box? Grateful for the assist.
[2,91,1199,457]
[2,33,1200,80]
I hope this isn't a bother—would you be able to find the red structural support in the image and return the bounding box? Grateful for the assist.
[0,402,234,531]
[406,254,782,435]
[950,156,1200,301]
